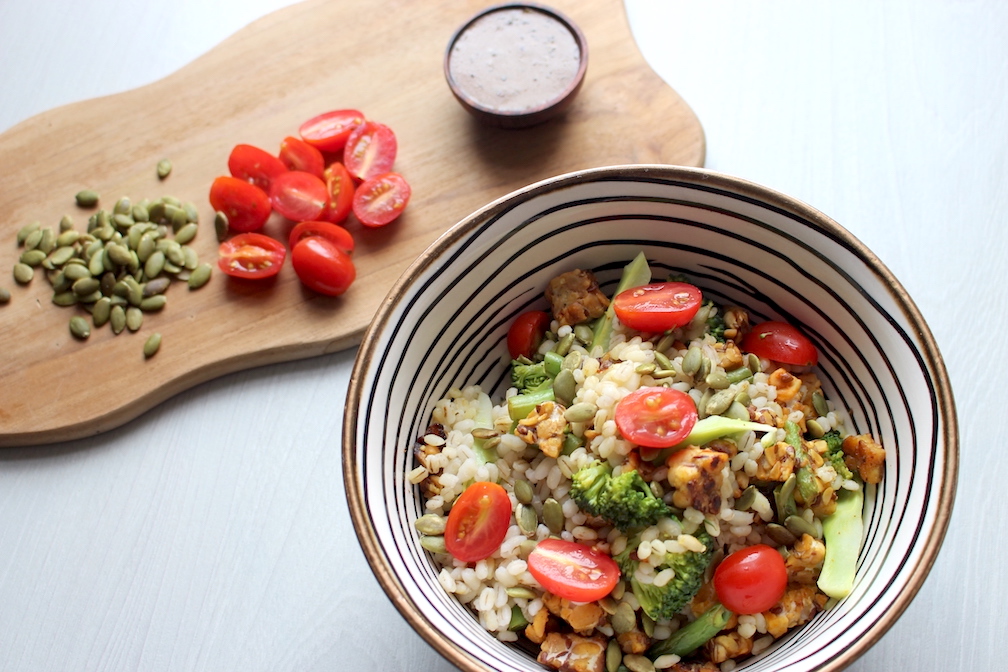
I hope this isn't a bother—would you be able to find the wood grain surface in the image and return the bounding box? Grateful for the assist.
[0,0,704,446]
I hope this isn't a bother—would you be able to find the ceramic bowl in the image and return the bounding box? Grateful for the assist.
[344,165,957,671]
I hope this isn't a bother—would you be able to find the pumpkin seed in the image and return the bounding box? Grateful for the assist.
[87,252,104,276]
[136,232,156,262]
[812,390,829,417]
[214,210,229,241]
[705,387,737,416]
[0,287,9,304]
[414,514,447,536]
[542,497,564,534]
[419,535,447,554]
[92,297,112,327]
[655,333,676,353]
[187,263,212,289]
[573,323,593,344]
[148,201,166,223]
[634,362,656,374]
[13,263,33,284]
[747,353,762,374]
[564,402,596,423]
[552,369,576,405]
[17,221,40,244]
[156,158,172,179]
[516,503,538,535]
[652,368,677,379]
[681,345,702,375]
[514,479,535,505]
[144,250,166,278]
[640,611,655,637]
[113,197,131,216]
[554,332,575,357]
[611,602,636,634]
[183,202,199,223]
[806,418,826,439]
[55,229,80,247]
[132,204,150,222]
[20,249,46,267]
[125,306,143,331]
[654,351,673,370]
[562,349,582,372]
[59,215,74,232]
[77,290,102,304]
[140,295,167,311]
[471,427,499,441]
[52,291,77,306]
[766,523,797,546]
[724,400,750,422]
[623,654,655,672]
[705,370,730,390]
[505,586,538,600]
[181,246,199,270]
[72,277,100,297]
[110,305,127,334]
[69,316,91,339]
[75,189,99,207]
[606,639,622,672]
[784,514,820,539]
[99,272,116,297]
[736,485,758,510]
[143,277,171,297]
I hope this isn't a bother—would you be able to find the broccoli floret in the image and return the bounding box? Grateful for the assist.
[822,429,854,480]
[569,462,670,531]
[615,528,716,622]
[511,357,551,393]
[704,300,727,342]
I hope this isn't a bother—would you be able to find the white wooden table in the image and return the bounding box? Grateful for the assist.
[0,1,996,669]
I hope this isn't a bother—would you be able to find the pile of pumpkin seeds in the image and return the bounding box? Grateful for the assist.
[11,187,213,357]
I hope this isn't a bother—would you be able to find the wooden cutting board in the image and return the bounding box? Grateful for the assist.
[0,0,704,446]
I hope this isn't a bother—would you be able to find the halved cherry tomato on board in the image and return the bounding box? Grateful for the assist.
[614,386,698,448]
[279,136,325,178]
[320,162,355,225]
[269,170,328,222]
[288,221,354,255]
[343,121,397,181]
[527,538,620,603]
[227,144,288,192]
[208,176,272,233]
[352,172,411,228]
[217,232,286,280]
[507,310,550,359]
[299,109,365,153]
[290,237,356,296]
[741,321,819,367]
[443,481,512,563]
[713,544,788,614]
[613,281,703,333]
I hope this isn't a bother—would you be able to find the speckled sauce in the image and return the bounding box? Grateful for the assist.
[448,7,582,114]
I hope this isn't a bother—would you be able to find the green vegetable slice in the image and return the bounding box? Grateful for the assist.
[818,483,865,599]
[589,251,651,354]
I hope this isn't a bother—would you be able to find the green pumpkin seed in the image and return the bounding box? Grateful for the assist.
[148,201,166,223]
[734,389,751,407]
[623,654,655,672]
[52,291,77,306]
[137,232,156,262]
[75,189,99,207]
[654,351,673,370]
[13,263,34,284]
[635,362,656,375]
[564,402,596,424]
[705,370,730,390]
[705,387,737,416]
[681,345,702,375]
[655,332,676,353]
[562,349,582,372]
[419,535,447,554]
[183,202,199,223]
[573,323,593,344]
[140,295,167,311]
[144,250,165,279]
[724,400,751,422]
[156,158,172,179]
[747,353,762,374]
[640,611,655,637]
[652,368,677,379]
[113,197,131,216]
[187,263,212,289]
[414,514,447,536]
[806,418,826,439]
[554,332,575,357]
[77,290,102,304]
[69,316,91,339]
[214,210,229,241]
[20,249,46,267]
[164,242,185,266]
[23,229,44,251]
[55,230,80,247]
[505,586,538,600]
[784,514,820,539]
[142,332,162,357]
[736,485,758,510]
[542,497,564,534]
[513,479,535,505]
[606,639,622,672]
[37,228,56,254]
[611,602,636,634]
[552,368,576,405]
[17,221,40,244]
[516,503,538,535]
[108,244,133,268]
[766,523,797,546]
[110,305,127,334]
[88,252,104,276]
[125,306,143,331]
[58,215,74,232]
[72,277,100,297]
[142,277,170,297]
[100,272,116,297]
[0,287,10,304]
[132,204,150,222]
[162,195,181,208]
[812,390,829,417]
[92,297,112,327]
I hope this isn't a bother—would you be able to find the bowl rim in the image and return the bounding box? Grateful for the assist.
[343,163,959,672]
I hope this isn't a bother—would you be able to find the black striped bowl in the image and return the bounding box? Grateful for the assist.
[344,165,957,671]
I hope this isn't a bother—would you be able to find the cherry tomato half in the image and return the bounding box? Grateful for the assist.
[288,221,354,255]
[713,544,788,614]
[320,162,355,225]
[507,310,550,359]
[290,237,356,296]
[218,232,286,280]
[299,109,366,153]
[741,321,819,367]
[269,170,328,222]
[279,136,325,179]
[527,538,621,603]
[343,121,397,182]
[227,144,288,192]
[352,172,411,227]
[614,387,698,448]
[613,281,703,333]
[208,176,272,233]
[444,481,512,563]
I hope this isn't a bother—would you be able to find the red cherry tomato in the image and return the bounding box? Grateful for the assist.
[527,538,621,602]
[713,544,788,614]
[217,232,286,280]
[443,481,512,563]
[288,220,354,255]
[741,321,819,367]
[269,170,328,222]
[614,387,698,448]
[507,310,550,359]
[320,162,355,225]
[613,281,703,333]
[208,176,272,233]
[299,109,366,153]
[343,121,397,181]
[227,144,288,192]
[290,237,356,296]
[279,136,325,178]
[352,172,411,228]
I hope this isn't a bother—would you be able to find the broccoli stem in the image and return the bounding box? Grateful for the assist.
[785,420,820,502]
[589,252,651,355]
[544,350,564,377]
[817,482,865,599]
[672,415,777,450]
[507,386,555,421]
[647,603,733,659]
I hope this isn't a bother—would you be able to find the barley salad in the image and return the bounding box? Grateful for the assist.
[409,253,885,672]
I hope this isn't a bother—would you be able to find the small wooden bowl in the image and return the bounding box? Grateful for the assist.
[444,3,588,129]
